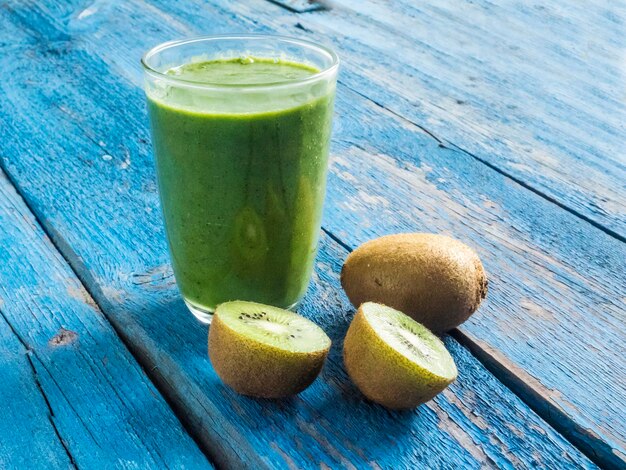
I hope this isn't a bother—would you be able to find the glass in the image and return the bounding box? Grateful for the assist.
[142,35,339,323]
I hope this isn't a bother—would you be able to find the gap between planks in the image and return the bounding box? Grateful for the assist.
[342,85,626,245]
[0,155,597,468]
[0,307,79,469]
[0,166,216,469]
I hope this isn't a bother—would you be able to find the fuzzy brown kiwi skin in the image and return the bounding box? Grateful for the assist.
[341,233,488,334]
[343,305,456,409]
[208,312,330,398]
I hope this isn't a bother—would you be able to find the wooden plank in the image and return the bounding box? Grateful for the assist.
[0,314,73,470]
[293,0,626,240]
[127,0,626,467]
[0,172,212,469]
[0,2,597,469]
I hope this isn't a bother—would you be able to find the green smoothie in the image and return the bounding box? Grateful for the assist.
[147,58,335,314]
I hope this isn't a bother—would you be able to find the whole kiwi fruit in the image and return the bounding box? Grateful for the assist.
[341,233,487,333]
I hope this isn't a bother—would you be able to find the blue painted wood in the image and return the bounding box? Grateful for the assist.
[124,0,626,467]
[0,1,599,468]
[289,0,626,240]
[0,169,211,468]
[0,315,73,469]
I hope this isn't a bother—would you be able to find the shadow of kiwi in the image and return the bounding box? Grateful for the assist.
[126,283,415,460]
[247,307,419,451]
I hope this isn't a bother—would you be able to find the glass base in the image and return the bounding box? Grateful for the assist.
[184,299,215,324]
[184,297,304,324]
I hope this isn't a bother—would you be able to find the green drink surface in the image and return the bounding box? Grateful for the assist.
[166,57,319,85]
[147,58,334,311]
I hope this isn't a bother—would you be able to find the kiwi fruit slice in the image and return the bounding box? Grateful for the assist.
[209,301,331,398]
[343,302,457,409]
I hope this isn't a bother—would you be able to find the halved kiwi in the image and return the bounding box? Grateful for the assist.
[344,302,457,409]
[209,301,331,398]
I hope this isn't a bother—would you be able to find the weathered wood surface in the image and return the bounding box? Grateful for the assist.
[0,176,594,468]
[0,1,601,468]
[43,0,624,465]
[0,170,212,468]
[315,0,626,240]
[0,314,73,469]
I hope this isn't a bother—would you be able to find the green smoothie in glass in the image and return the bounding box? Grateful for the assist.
[142,36,338,322]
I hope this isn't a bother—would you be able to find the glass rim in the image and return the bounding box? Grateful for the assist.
[141,34,340,91]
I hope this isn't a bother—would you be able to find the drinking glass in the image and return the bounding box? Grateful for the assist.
[142,35,339,323]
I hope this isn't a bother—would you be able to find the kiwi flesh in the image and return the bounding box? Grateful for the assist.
[209,301,331,398]
[341,233,488,333]
[344,302,457,409]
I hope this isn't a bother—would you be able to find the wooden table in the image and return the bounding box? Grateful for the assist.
[1,0,624,468]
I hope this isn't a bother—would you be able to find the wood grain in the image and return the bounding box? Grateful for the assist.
[0,168,211,468]
[300,0,626,239]
[0,1,598,468]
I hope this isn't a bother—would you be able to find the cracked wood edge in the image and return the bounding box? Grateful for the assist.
[0,168,211,468]
[0,311,74,469]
